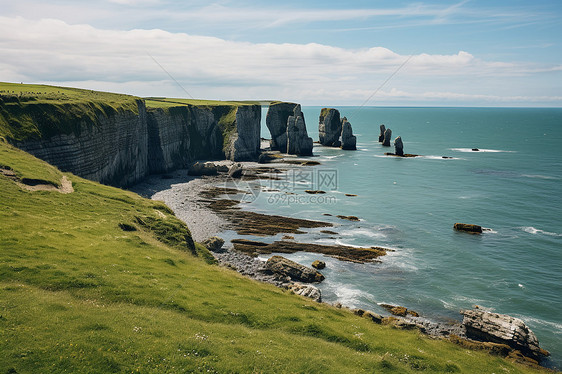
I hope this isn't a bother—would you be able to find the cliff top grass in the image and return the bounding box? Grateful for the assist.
[0,82,141,142]
[144,97,259,109]
[0,141,547,373]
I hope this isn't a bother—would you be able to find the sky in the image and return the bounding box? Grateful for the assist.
[1,0,561,106]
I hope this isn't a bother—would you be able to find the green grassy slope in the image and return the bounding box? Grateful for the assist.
[0,82,141,143]
[0,141,545,373]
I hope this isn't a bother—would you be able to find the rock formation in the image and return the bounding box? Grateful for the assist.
[318,108,342,146]
[289,283,322,302]
[378,125,386,142]
[382,128,392,146]
[7,98,261,187]
[394,136,404,156]
[311,260,326,270]
[454,223,483,234]
[286,105,313,156]
[340,117,356,150]
[266,102,297,152]
[461,309,549,361]
[202,236,225,252]
[265,255,324,283]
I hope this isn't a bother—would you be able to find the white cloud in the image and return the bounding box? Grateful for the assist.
[0,16,560,106]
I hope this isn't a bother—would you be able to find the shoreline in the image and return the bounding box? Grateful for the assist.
[129,159,466,335]
[129,157,553,368]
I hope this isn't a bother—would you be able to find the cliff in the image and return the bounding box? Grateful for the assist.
[0,83,261,187]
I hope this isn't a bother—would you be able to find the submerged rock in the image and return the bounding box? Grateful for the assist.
[266,255,325,283]
[378,124,386,142]
[318,108,342,146]
[382,128,392,146]
[340,117,357,150]
[286,105,313,156]
[394,136,404,156]
[461,309,549,361]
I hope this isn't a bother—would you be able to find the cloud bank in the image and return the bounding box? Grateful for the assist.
[1,16,560,106]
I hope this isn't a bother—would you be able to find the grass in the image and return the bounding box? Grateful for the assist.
[0,82,141,142]
[0,142,547,373]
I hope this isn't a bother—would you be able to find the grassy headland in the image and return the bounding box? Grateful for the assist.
[0,85,549,373]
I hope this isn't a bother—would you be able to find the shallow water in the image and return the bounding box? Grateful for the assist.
[248,106,562,367]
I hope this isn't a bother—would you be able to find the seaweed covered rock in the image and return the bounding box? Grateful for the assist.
[340,117,357,150]
[461,309,549,361]
[311,260,326,269]
[266,255,324,283]
[454,223,482,234]
[318,108,342,146]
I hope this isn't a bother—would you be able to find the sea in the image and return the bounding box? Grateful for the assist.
[221,106,562,367]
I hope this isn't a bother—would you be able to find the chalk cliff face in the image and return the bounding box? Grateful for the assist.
[318,108,342,147]
[224,105,261,161]
[266,102,298,153]
[15,99,149,187]
[6,98,261,187]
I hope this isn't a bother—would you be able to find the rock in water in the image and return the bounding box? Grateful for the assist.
[382,128,392,146]
[394,136,404,156]
[311,260,326,269]
[454,223,483,233]
[378,124,386,142]
[266,255,324,283]
[318,108,342,146]
[266,102,299,152]
[202,236,225,252]
[461,309,549,361]
[286,105,313,156]
[340,117,357,150]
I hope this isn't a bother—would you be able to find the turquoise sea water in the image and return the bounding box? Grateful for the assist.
[237,107,562,367]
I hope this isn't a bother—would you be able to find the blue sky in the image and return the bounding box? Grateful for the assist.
[1,0,561,106]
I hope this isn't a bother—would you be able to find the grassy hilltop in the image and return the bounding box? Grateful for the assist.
[0,84,547,373]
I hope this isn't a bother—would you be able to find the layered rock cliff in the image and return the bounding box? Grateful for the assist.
[266,102,313,156]
[1,94,261,187]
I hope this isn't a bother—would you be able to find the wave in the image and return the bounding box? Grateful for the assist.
[515,316,562,333]
[449,148,515,153]
[421,155,462,160]
[340,228,386,239]
[521,226,562,237]
[521,174,559,180]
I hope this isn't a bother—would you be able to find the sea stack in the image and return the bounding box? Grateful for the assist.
[287,105,313,156]
[340,117,357,150]
[318,108,342,147]
[382,128,392,146]
[266,102,298,152]
[378,124,386,142]
[394,136,404,156]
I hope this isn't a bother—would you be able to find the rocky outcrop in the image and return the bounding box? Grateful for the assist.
[461,309,549,361]
[454,223,483,234]
[266,102,297,152]
[202,236,225,252]
[318,108,342,146]
[340,117,356,150]
[265,255,325,283]
[382,128,392,146]
[378,125,386,142]
[394,136,404,156]
[286,105,313,156]
[289,283,322,302]
[311,260,326,269]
